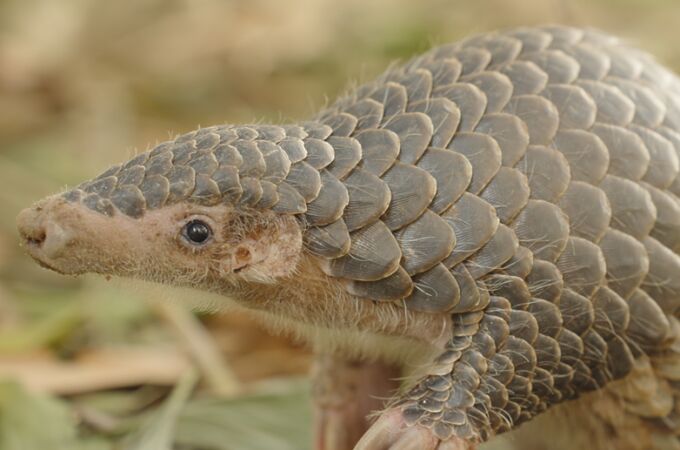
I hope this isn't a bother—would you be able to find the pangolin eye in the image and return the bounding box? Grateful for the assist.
[183,220,212,245]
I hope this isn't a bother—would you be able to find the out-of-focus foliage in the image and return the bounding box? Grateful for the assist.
[0,381,109,450]
[1,0,679,449]
[174,379,313,450]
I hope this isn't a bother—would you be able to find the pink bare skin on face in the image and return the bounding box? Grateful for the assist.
[16,195,294,282]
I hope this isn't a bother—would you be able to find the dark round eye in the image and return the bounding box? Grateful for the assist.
[183,220,212,245]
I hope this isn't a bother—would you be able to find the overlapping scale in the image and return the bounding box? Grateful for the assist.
[368,82,407,120]
[420,59,462,90]
[381,163,436,230]
[479,167,530,223]
[513,200,569,262]
[433,48,491,76]
[395,210,456,275]
[599,229,649,299]
[407,98,460,148]
[417,148,472,214]
[558,181,611,241]
[516,146,570,202]
[474,113,529,166]
[406,263,461,313]
[304,171,348,226]
[461,72,513,113]
[434,83,487,131]
[600,175,657,239]
[448,133,502,194]
[631,125,679,189]
[320,220,401,281]
[541,84,597,130]
[500,61,548,95]
[341,168,391,231]
[342,98,383,130]
[353,129,399,176]
[503,95,559,145]
[383,112,434,164]
[643,183,680,252]
[442,193,500,267]
[345,266,413,301]
[551,129,609,184]
[522,50,579,84]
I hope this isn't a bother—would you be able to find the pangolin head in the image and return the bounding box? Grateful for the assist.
[16,124,313,290]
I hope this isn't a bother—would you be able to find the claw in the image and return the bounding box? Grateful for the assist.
[354,408,408,449]
[354,408,475,450]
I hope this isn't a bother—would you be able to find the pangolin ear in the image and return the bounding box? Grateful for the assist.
[226,243,255,273]
[219,216,304,281]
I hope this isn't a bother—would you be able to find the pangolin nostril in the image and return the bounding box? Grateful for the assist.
[16,205,47,248]
[26,232,46,247]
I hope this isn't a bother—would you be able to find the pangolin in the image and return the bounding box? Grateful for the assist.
[15,25,680,450]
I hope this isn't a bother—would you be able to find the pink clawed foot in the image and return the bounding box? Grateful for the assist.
[354,407,476,450]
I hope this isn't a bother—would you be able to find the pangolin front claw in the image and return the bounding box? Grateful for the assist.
[354,407,475,450]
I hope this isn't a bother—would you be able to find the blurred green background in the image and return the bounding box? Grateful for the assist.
[1,0,679,449]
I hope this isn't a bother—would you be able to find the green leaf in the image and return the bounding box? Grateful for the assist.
[0,301,83,354]
[0,380,109,450]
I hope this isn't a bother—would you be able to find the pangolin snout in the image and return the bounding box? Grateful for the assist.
[17,204,47,247]
[17,198,78,264]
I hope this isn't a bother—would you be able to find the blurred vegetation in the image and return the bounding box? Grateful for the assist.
[1,0,680,449]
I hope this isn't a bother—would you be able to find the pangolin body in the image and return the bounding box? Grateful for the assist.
[17,25,680,448]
